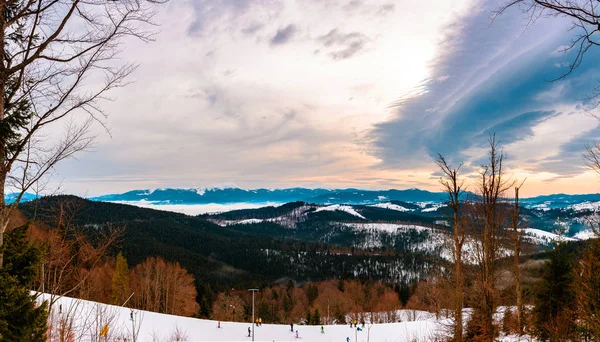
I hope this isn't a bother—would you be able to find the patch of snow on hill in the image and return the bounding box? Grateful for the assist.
[343,222,430,234]
[421,203,444,212]
[531,202,551,211]
[315,204,366,219]
[574,229,598,240]
[369,202,411,212]
[520,228,576,245]
[570,201,600,212]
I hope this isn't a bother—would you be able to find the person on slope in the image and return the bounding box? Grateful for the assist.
[247,327,251,337]
[259,317,262,326]
[290,323,294,332]
[320,326,324,334]
[295,330,299,339]
[217,321,221,328]
[346,337,350,342]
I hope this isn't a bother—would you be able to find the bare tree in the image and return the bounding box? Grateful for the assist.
[466,135,513,341]
[496,1,600,106]
[435,154,466,342]
[510,181,526,335]
[0,0,168,268]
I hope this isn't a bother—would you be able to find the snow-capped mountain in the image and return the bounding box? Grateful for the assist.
[90,187,600,209]
[90,187,449,205]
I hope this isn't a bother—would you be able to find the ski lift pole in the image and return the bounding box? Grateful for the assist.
[248,288,259,341]
[121,293,134,307]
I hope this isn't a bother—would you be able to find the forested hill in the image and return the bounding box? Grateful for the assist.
[19,195,590,319]
[18,196,446,294]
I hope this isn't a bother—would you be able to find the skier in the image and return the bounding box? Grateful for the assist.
[247,327,251,337]
[290,323,294,332]
[259,317,262,326]
[217,321,221,328]
[354,319,357,327]
[357,327,362,332]
[349,321,352,328]
[346,337,350,342]
[361,320,365,328]
[320,326,324,334]
[295,330,299,339]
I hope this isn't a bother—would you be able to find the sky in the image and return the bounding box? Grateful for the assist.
[51,0,600,197]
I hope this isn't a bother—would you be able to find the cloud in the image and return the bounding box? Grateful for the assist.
[318,29,370,60]
[270,24,297,46]
[369,0,600,176]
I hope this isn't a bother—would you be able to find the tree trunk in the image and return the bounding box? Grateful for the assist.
[0,0,7,269]
[513,187,523,335]
[454,213,463,342]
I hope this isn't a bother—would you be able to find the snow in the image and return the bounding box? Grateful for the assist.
[40,294,535,342]
[344,223,432,234]
[315,205,366,219]
[569,201,600,212]
[192,183,240,196]
[368,202,411,212]
[421,204,443,212]
[574,229,598,240]
[519,228,576,245]
[41,294,445,342]
[111,201,282,215]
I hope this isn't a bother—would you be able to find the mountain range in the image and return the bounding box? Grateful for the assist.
[88,186,600,209]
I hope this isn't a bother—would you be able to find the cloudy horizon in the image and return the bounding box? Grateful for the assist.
[50,0,600,198]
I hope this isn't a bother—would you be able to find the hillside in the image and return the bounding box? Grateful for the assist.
[19,196,446,294]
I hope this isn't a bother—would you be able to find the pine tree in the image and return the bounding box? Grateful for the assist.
[575,238,600,338]
[0,224,48,341]
[532,242,577,341]
[313,309,321,325]
[111,251,130,305]
[307,284,319,306]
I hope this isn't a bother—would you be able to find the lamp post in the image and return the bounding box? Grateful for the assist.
[248,288,259,341]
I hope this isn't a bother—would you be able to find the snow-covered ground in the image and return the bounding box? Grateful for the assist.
[573,229,598,240]
[315,204,366,219]
[111,201,282,215]
[41,294,445,342]
[569,201,600,212]
[519,228,577,245]
[368,202,412,212]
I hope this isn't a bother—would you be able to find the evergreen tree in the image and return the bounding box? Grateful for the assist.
[307,284,319,306]
[575,238,600,338]
[306,311,311,325]
[0,224,48,341]
[532,242,577,341]
[313,309,321,325]
[111,251,130,305]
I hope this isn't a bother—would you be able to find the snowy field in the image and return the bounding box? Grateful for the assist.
[41,294,448,342]
[40,294,535,342]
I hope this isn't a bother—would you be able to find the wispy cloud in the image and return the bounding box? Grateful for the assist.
[318,29,370,60]
[271,24,297,46]
[369,0,600,180]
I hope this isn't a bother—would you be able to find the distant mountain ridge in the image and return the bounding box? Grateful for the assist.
[89,186,600,208]
[90,187,450,205]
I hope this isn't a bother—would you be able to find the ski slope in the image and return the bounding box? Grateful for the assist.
[39,293,536,342]
[40,294,445,342]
